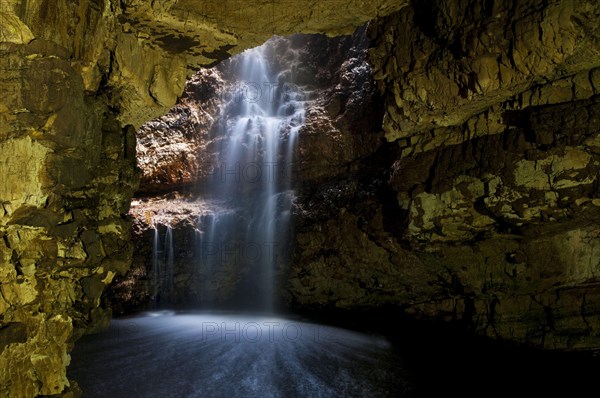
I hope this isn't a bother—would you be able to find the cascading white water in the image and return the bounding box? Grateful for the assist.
[196,39,305,312]
[151,224,175,306]
[152,227,160,304]
[164,226,174,303]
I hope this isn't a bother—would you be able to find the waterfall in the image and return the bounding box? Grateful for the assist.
[151,224,175,306]
[196,39,304,312]
[165,226,174,304]
[151,226,160,306]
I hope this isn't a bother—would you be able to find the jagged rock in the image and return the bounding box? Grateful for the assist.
[368,0,600,141]
[136,70,224,194]
[293,28,385,185]
[288,0,600,351]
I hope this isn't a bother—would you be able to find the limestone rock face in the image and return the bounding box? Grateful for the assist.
[364,2,600,350]
[136,69,224,194]
[0,33,138,397]
[369,0,600,141]
[0,0,404,396]
[289,0,600,352]
[293,28,385,185]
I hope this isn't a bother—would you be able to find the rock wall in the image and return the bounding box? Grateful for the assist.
[288,0,600,351]
[136,69,224,195]
[370,0,600,140]
[0,16,138,397]
[0,1,405,396]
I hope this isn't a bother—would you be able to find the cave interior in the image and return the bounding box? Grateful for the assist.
[1,0,600,397]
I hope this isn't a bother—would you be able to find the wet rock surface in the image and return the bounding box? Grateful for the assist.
[136,70,224,195]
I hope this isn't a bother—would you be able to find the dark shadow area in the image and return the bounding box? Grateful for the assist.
[295,307,600,397]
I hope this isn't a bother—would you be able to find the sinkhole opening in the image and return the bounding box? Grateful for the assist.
[105,26,381,315]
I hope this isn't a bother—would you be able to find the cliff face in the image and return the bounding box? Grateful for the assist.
[135,69,224,195]
[371,0,600,349]
[0,1,405,396]
[0,19,139,397]
[289,0,600,351]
